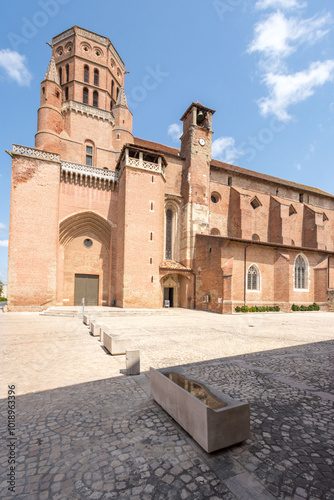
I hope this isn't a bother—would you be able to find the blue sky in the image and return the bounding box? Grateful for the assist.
[0,0,334,282]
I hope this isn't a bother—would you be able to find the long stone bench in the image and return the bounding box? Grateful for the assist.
[150,367,250,453]
[102,329,129,355]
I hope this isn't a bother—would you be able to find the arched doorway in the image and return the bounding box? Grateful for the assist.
[58,211,112,306]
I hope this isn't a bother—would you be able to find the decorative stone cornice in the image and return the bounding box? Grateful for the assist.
[62,100,114,124]
[61,161,118,190]
[11,145,60,163]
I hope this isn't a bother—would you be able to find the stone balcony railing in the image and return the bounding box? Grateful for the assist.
[9,145,119,191]
[62,100,114,124]
[61,161,119,190]
[117,147,166,180]
[11,144,61,163]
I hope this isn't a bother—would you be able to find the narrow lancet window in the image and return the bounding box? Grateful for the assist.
[166,209,173,260]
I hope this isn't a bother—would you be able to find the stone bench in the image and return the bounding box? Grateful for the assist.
[102,329,129,355]
[83,314,90,325]
[150,367,250,453]
[90,322,101,337]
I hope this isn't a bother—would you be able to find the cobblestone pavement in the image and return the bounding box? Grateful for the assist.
[0,310,333,499]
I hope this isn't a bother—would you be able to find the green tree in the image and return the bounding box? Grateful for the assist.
[0,280,3,296]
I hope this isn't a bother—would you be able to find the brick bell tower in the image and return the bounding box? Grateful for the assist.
[180,102,215,267]
[35,26,133,168]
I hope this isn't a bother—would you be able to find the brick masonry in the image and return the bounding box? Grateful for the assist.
[6,26,334,312]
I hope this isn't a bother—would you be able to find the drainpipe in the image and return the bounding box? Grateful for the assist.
[193,272,196,310]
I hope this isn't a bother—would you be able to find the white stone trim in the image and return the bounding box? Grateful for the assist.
[62,100,114,123]
[12,144,61,163]
[61,161,119,182]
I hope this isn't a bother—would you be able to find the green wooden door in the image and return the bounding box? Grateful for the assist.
[74,274,99,306]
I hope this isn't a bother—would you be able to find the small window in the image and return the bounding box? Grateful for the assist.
[65,87,69,101]
[211,192,220,204]
[83,238,93,248]
[151,176,154,183]
[151,276,154,283]
[110,101,113,111]
[291,239,295,246]
[116,133,120,140]
[117,87,119,99]
[289,204,297,216]
[150,258,153,264]
[58,68,62,85]
[86,145,93,166]
[210,228,220,235]
[247,265,260,291]
[42,87,45,95]
[93,90,98,108]
[66,64,69,83]
[56,91,60,99]
[151,202,154,211]
[323,213,329,222]
[111,80,114,98]
[83,87,89,104]
[84,65,89,83]
[299,194,304,203]
[94,69,99,86]
[250,197,261,209]
[276,188,279,196]
[228,176,232,186]
[252,234,260,241]
[294,254,308,290]
[150,232,153,241]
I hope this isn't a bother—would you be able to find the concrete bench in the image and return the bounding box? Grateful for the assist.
[150,367,250,453]
[90,322,101,337]
[102,329,129,355]
[83,314,90,325]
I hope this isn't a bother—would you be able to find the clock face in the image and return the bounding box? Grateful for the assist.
[199,138,206,146]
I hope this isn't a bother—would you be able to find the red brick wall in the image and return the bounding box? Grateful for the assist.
[8,157,60,311]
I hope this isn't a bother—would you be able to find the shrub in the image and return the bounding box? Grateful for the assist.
[235,306,241,313]
[313,303,320,311]
[265,306,269,312]
[292,304,299,311]
[274,306,280,312]
[241,305,249,313]
[300,305,307,311]
[0,297,7,302]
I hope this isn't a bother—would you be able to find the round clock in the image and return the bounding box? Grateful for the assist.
[199,138,206,146]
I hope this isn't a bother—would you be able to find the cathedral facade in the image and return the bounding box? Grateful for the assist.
[6,26,334,312]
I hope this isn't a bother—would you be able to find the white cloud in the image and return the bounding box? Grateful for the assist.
[212,137,243,163]
[168,123,182,142]
[255,0,306,10]
[258,60,334,121]
[294,162,302,170]
[0,49,32,86]
[0,240,9,247]
[248,12,332,68]
[0,223,6,231]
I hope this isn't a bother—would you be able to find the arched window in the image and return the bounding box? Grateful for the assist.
[294,254,308,289]
[84,65,89,83]
[252,234,260,241]
[58,68,62,85]
[66,64,69,82]
[85,144,93,166]
[247,265,260,291]
[165,209,173,260]
[111,80,114,98]
[93,90,98,108]
[117,87,119,99]
[83,87,89,104]
[65,87,69,101]
[94,69,99,86]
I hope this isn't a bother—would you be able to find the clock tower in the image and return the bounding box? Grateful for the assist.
[180,102,215,267]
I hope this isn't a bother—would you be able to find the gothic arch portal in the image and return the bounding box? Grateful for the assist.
[58,211,112,306]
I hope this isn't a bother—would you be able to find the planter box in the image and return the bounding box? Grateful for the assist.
[150,367,250,453]
[91,323,101,337]
[103,329,129,355]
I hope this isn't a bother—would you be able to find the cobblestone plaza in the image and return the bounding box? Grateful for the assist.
[0,309,333,499]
